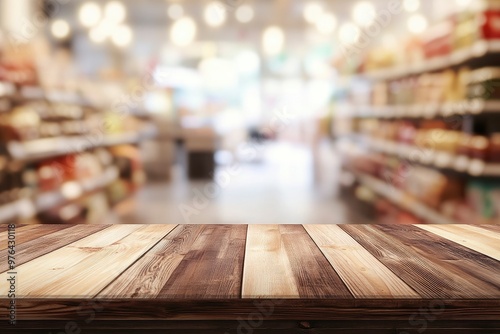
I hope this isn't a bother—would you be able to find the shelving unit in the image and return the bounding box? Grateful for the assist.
[351,171,456,225]
[333,4,500,225]
[0,166,119,224]
[343,135,500,177]
[0,78,158,224]
[7,125,158,162]
[347,39,500,82]
[336,99,500,119]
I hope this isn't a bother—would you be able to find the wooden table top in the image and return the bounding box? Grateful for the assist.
[1,223,500,322]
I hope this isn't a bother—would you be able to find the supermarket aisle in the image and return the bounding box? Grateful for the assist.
[109,141,367,225]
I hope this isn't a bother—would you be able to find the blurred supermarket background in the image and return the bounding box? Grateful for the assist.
[1,0,500,225]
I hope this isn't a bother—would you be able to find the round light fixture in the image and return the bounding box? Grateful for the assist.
[79,2,102,28]
[262,26,285,55]
[171,17,197,46]
[304,2,323,24]
[204,1,227,27]
[316,12,337,35]
[104,1,127,24]
[111,24,133,47]
[407,14,428,34]
[352,1,376,27]
[51,19,71,39]
[236,4,254,23]
[338,22,361,45]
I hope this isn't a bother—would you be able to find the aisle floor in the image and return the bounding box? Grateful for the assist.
[109,141,369,225]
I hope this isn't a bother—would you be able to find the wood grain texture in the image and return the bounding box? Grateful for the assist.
[157,224,247,299]
[0,223,499,327]
[0,225,176,298]
[373,224,500,293]
[304,225,419,298]
[476,225,500,233]
[98,224,204,298]
[242,225,352,298]
[0,224,109,273]
[242,225,299,298]
[341,225,500,298]
[417,225,500,261]
[0,225,69,251]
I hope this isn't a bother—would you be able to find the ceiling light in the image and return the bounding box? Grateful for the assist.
[51,19,71,39]
[262,26,285,55]
[171,17,197,46]
[316,12,337,35]
[304,2,323,24]
[111,24,133,47]
[403,0,420,12]
[79,2,102,28]
[104,1,127,24]
[352,1,376,27]
[204,1,226,27]
[236,4,254,23]
[407,14,428,34]
[167,4,184,20]
[338,22,361,45]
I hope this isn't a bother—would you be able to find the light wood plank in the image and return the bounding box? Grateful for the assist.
[341,225,500,298]
[98,225,204,298]
[304,225,419,298]
[0,225,176,298]
[157,225,247,299]
[242,225,300,298]
[417,225,500,261]
[0,224,109,273]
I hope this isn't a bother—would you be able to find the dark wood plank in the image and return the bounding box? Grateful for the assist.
[0,224,110,273]
[280,225,353,298]
[4,320,500,334]
[0,225,71,251]
[477,225,500,234]
[2,299,499,321]
[340,225,500,298]
[417,225,500,261]
[157,224,247,299]
[373,224,500,291]
[98,224,205,298]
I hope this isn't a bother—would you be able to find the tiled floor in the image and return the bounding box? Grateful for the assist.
[109,141,369,225]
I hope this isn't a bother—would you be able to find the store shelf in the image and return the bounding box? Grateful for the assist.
[352,171,456,225]
[6,126,158,161]
[348,136,500,177]
[335,99,500,119]
[35,166,119,212]
[0,166,119,224]
[358,39,500,81]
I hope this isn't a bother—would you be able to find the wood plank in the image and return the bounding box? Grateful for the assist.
[242,225,299,298]
[477,225,500,234]
[0,224,109,273]
[157,224,246,299]
[0,225,69,251]
[341,225,500,298]
[417,225,500,261]
[97,225,205,298]
[304,225,419,298]
[372,224,500,292]
[242,225,352,299]
[0,225,176,298]
[280,225,353,298]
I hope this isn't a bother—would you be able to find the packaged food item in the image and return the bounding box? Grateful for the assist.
[422,20,454,59]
